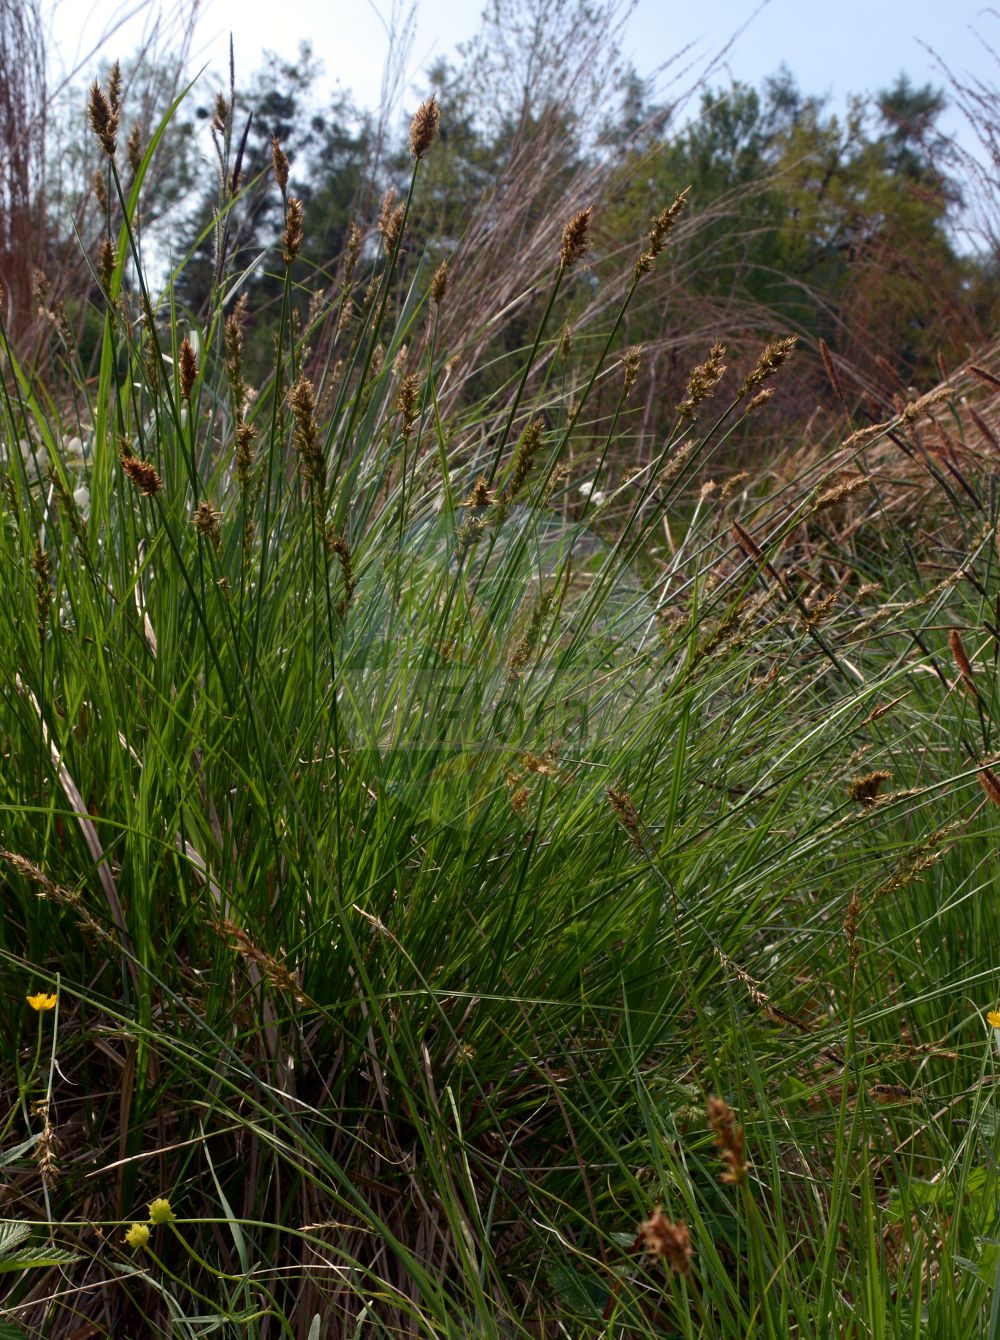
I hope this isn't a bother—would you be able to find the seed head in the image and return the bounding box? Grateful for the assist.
[397,373,420,440]
[92,165,108,211]
[179,336,198,401]
[949,628,976,694]
[326,532,355,614]
[124,1223,150,1250]
[559,206,593,272]
[707,1096,748,1185]
[341,221,362,290]
[979,766,1000,809]
[378,187,405,254]
[738,336,797,400]
[272,135,290,194]
[282,197,304,267]
[409,94,440,160]
[430,258,449,306]
[503,417,544,503]
[634,187,689,279]
[623,344,642,398]
[847,770,892,808]
[745,387,774,416]
[88,78,119,156]
[120,449,163,497]
[107,61,122,117]
[127,123,142,174]
[99,235,115,291]
[677,343,726,420]
[212,93,230,135]
[606,784,643,850]
[639,1209,692,1276]
[193,499,222,552]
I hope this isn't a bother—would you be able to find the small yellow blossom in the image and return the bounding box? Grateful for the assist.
[147,1197,175,1225]
[26,993,57,1012]
[124,1222,150,1250]
[988,1010,1000,1029]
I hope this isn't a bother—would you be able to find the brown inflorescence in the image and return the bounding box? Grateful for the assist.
[639,1209,693,1276]
[559,206,593,272]
[737,336,798,400]
[120,449,163,497]
[707,1096,748,1186]
[848,770,892,808]
[633,187,690,280]
[88,78,119,157]
[677,343,727,420]
[408,94,440,160]
[272,135,290,193]
[179,337,198,401]
[282,197,304,267]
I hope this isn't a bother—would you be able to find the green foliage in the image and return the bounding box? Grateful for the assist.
[4,34,1000,1340]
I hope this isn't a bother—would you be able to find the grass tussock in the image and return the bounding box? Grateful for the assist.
[1,50,1000,1340]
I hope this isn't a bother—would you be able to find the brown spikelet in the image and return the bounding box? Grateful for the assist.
[179,337,198,401]
[272,135,290,193]
[430,258,449,306]
[282,197,303,267]
[32,540,51,640]
[88,79,118,156]
[92,165,108,211]
[971,406,1000,453]
[848,770,892,808]
[120,451,162,497]
[819,338,844,401]
[212,93,230,135]
[397,373,420,441]
[811,474,872,515]
[378,188,406,254]
[559,206,593,272]
[623,344,642,398]
[32,1102,60,1190]
[99,235,115,291]
[107,60,122,115]
[606,784,643,850]
[731,518,765,563]
[126,123,142,174]
[212,917,310,1006]
[634,187,689,279]
[192,500,222,552]
[408,94,440,160]
[325,531,355,613]
[639,1210,692,1276]
[869,1084,915,1104]
[978,766,1000,809]
[677,343,726,420]
[949,628,976,694]
[503,417,544,504]
[707,1097,747,1185]
[288,376,325,517]
[340,221,362,286]
[745,387,775,416]
[460,475,495,508]
[969,364,1000,393]
[738,336,797,400]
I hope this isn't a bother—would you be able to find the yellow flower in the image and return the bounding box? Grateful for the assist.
[124,1222,150,1250]
[147,1197,175,1225]
[989,1010,1000,1029]
[26,993,57,1012]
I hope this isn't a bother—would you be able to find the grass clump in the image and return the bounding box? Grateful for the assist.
[1,66,1000,1340]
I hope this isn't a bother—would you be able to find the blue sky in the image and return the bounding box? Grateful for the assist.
[51,0,1000,149]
